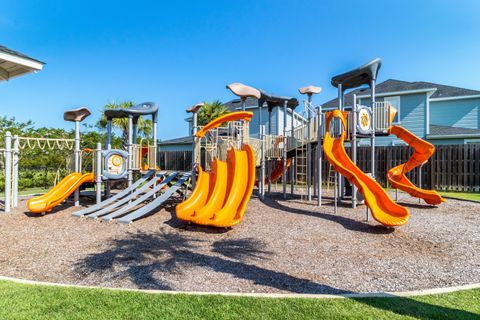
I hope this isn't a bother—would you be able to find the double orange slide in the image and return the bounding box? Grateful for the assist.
[388,126,445,205]
[323,110,410,227]
[176,111,256,228]
[27,172,94,213]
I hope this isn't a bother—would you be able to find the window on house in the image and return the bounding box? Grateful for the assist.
[384,96,401,123]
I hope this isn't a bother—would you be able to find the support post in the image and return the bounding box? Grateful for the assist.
[74,120,81,206]
[352,94,357,209]
[307,95,312,201]
[260,125,266,200]
[106,120,112,149]
[12,135,19,208]
[337,84,344,200]
[283,101,288,200]
[96,142,102,204]
[191,112,198,188]
[316,106,322,207]
[370,79,376,179]
[290,110,295,197]
[4,132,12,213]
[127,115,133,189]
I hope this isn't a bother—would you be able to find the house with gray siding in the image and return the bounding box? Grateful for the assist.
[322,79,480,145]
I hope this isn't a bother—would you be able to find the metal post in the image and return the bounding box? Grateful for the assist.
[352,94,357,209]
[307,95,312,201]
[338,84,344,200]
[12,135,19,208]
[4,132,12,213]
[268,109,272,135]
[152,118,158,169]
[370,79,376,179]
[418,164,422,204]
[96,142,102,204]
[290,110,295,197]
[127,115,133,189]
[106,120,112,149]
[260,125,266,200]
[334,165,337,214]
[283,101,288,200]
[74,120,81,206]
[290,157,295,196]
[191,112,198,188]
[317,106,322,207]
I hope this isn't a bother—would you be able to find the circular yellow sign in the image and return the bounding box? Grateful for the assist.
[111,155,122,167]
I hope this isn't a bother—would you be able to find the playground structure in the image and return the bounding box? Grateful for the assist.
[1,57,447,228]
[72,102,191,224]
[3,107,91,213]
[176,85,257,226]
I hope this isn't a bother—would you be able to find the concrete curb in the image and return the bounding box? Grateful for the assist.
[0,275,479,299]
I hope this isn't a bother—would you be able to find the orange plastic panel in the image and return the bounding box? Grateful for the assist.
[195,111,253,138]
[176,166,211,221]
[192,159,229,224]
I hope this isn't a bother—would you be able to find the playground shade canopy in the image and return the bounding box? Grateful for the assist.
[259,90,299,111]
[0,45,44,81]
[331,58,382,90]
[63,107,91,122]
[104,102,158,121]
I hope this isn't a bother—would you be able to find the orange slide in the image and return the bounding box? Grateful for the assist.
[27,172,94,213]
[176,145,256,227]
[176,111,256,228]
[323,110,409,227]
[388,126,445,205]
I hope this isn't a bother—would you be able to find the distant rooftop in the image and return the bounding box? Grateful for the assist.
[428,124,480,138]
[322,79,480,109]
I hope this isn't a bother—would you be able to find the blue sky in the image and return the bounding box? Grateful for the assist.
[1,0,480,140]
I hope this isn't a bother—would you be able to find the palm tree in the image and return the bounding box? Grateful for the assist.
[197,100,230,126]
[97,101,153,149]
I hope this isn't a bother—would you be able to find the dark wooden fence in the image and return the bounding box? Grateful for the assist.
[159,144,480,192]
[158,151,192,172]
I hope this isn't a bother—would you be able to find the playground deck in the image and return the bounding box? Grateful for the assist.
[1,192,479,294]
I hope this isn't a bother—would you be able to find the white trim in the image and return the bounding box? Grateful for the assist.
[429,94,480,102]
[0,51,44,71]
[425,91,435,135]
[356,88,437,99]
[0,275,479,299]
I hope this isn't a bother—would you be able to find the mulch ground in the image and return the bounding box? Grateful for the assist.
[0,189,478,294]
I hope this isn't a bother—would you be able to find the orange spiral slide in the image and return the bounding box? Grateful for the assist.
[323,110,410,227]
[388,126,445,205]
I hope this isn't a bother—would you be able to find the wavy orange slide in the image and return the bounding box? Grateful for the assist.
[388,126,445,205]
[323,110,409,227]
[27,172,94,213]
[176,145,255,227]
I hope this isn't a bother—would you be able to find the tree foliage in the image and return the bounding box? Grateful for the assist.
[197,100,230,126]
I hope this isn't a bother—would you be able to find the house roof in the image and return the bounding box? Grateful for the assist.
[0,45,44,64]
[428,124,480,138]
[158,136,193,145]
[0,45,45,81]
[322,79,480,109]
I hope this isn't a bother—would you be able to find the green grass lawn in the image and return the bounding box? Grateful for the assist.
[439,191,480,202]
[0,280,478,319]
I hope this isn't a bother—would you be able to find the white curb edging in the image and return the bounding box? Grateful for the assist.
[0,275,479,299]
